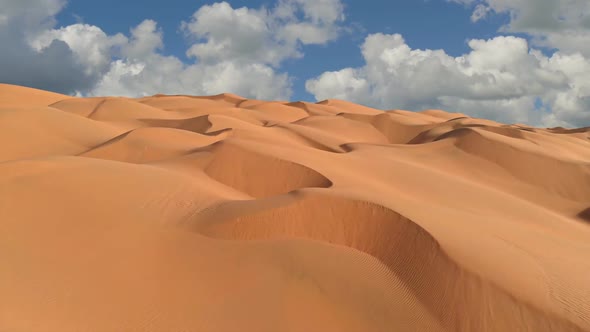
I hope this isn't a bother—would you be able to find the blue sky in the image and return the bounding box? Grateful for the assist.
[1,0,590,127]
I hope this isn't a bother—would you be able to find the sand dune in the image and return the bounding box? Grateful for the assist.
[0,83,72,107]
[1,83,590,332]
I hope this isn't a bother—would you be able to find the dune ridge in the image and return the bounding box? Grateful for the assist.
[1,83,590,331]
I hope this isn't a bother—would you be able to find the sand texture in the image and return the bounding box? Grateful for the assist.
[1,83,590,331]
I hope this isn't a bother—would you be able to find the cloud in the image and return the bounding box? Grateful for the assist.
[182,2,287,66]
[181,0,345,67]
[90,54,292,100]
[537,52,590,126]
[122,19,163,59]
[306,33,590,127]
[0,0,65,32]
[30,24,127,77]
[0,0,100,94]
[470,4,492,22]
[0,31,97,94]
[1,0,344,100]
[89,0,344,99]
[452,0,590,56]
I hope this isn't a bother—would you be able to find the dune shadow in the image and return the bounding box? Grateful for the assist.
[200,142,333,198]
[139,115,212,134]
[577,208,590,223]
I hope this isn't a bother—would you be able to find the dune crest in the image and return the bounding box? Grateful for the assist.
[0,83,71,107]
[1,83,590,332]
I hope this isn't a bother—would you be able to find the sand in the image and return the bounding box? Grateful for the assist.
[1,83,590,331]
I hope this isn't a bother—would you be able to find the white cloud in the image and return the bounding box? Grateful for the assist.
[306,33,590,127]
[305,68,370,101]
[122,19,163,60]
[30,24,127,76]
[277,0,345,25]
[91,55,292,100]
[181,0,344,67]
[537,52,590,126]
[454,0,590,56]
[274,0,344,44]
[87,0,344,99]
[182,2,285,66]
[9,0,344,100]
[470,4,491,22]
[0,0,343,100]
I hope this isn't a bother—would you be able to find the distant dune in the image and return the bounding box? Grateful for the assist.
[1,83,590,331]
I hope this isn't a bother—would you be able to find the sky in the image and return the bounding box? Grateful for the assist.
[1,0,590,128]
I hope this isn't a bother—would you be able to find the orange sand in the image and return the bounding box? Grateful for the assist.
[1,83,590,331]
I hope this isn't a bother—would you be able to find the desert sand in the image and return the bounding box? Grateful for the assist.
[1,83,590,331]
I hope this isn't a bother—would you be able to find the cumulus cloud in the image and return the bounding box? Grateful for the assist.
[0,0,100,93]
[470,4,492,22]
[0,0,65,32]
[1,0,344,99]
[451,0,590,56]
[91,53,292,100]
[121,19,163,59]
[181,0,345,67]
[306,33,590,127]
[90,0,344,99]
[182,3,287,66]
[0,31,96,94]
[30,24,127,77]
